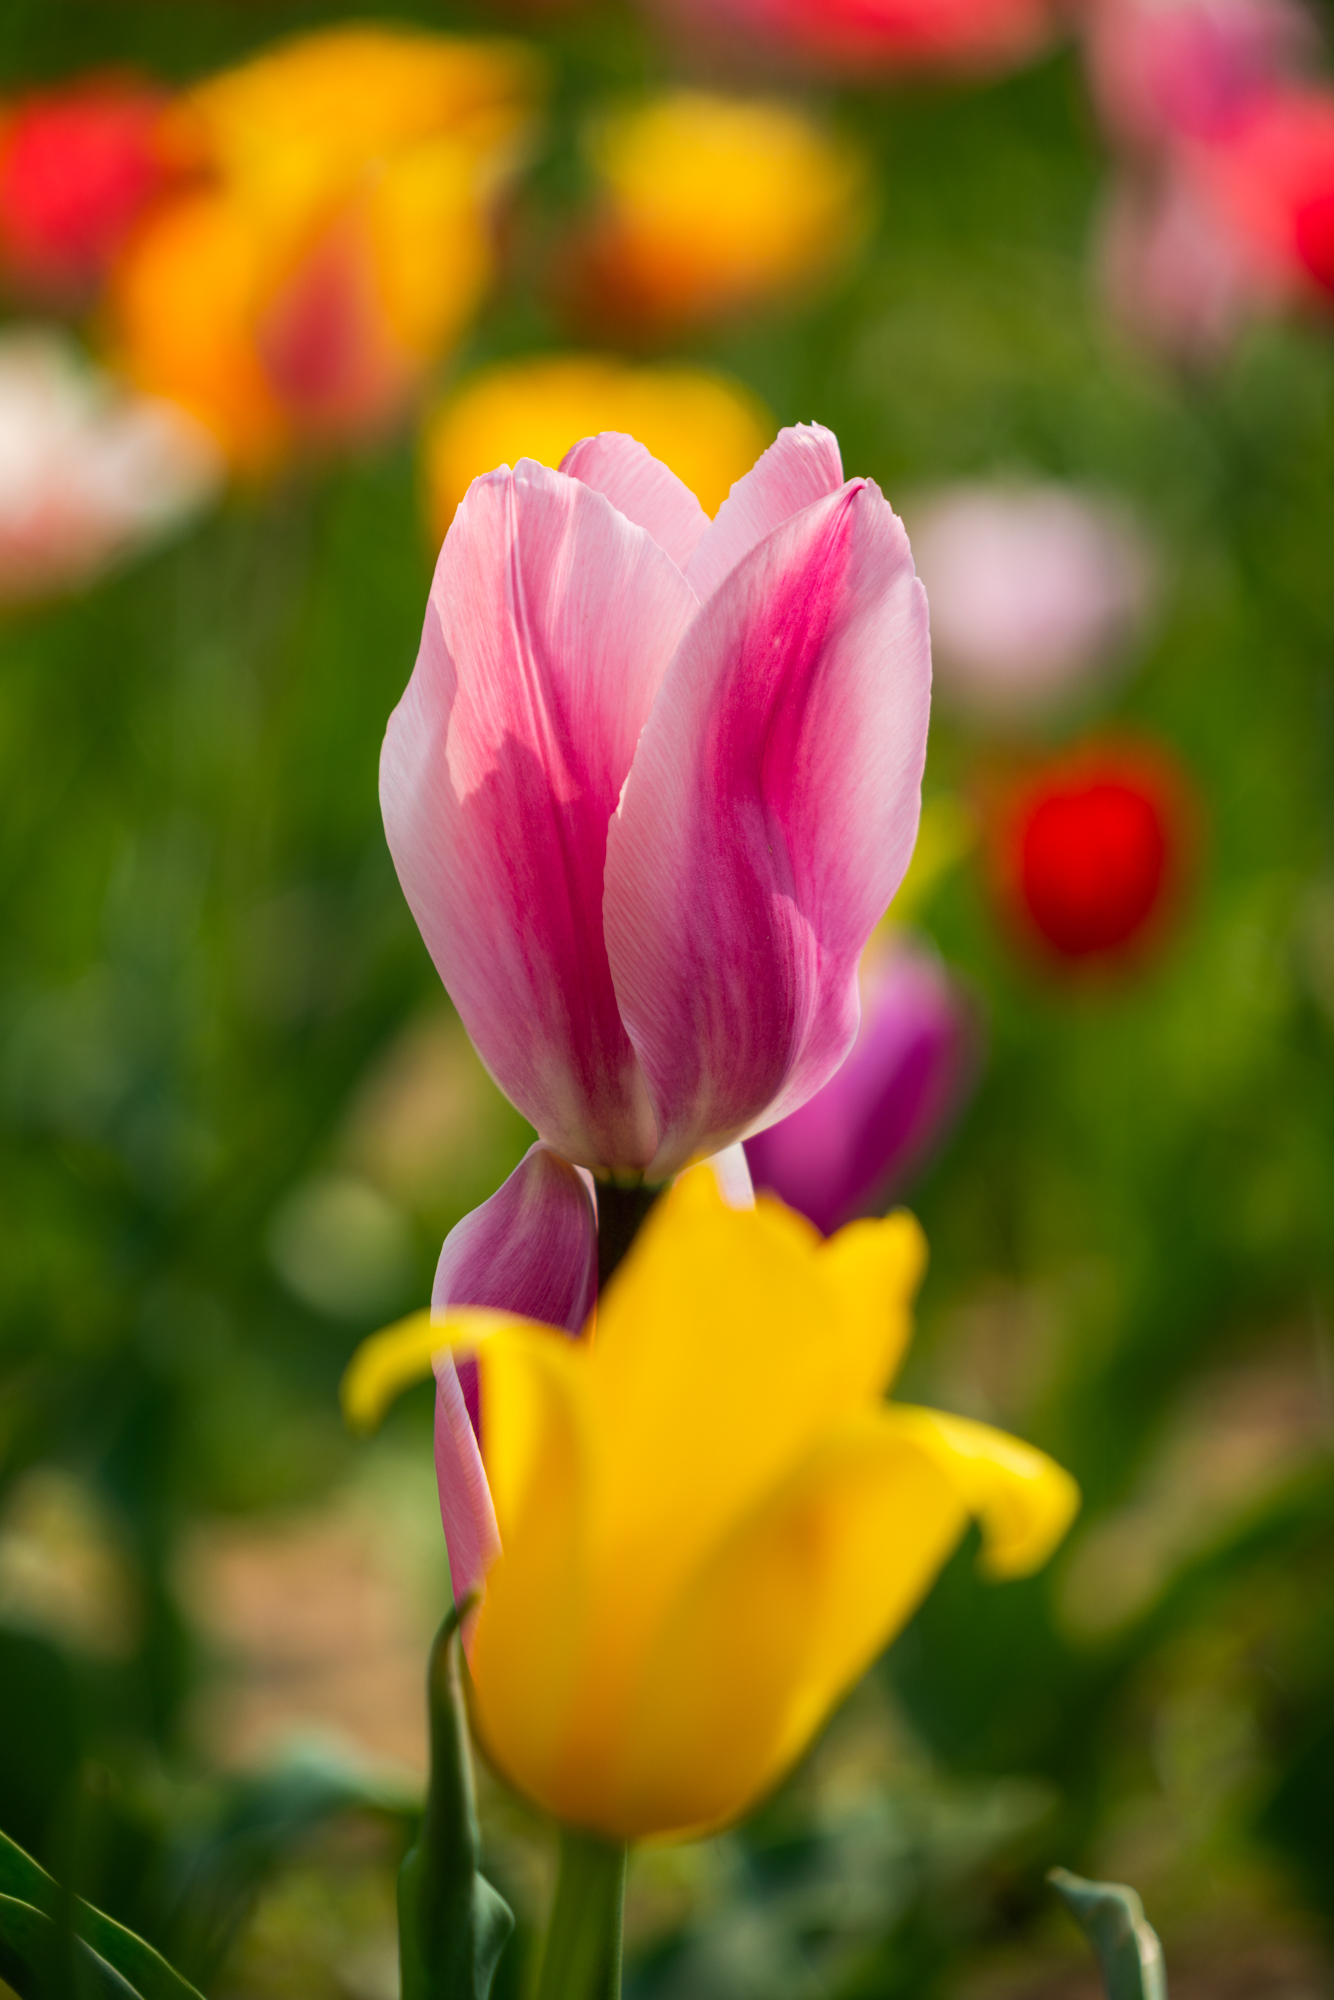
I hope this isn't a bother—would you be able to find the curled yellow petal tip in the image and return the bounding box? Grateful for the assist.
[341,1304,546,1433]
[341,1309,440,1433]
[890,1407,1081,1579]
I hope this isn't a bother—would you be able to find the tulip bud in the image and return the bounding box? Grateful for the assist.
[745,939,978,1235]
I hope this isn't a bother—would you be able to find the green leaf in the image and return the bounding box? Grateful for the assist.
[1049,1868,1168,2000]
[398,1600,515,2000]
[0,1829,204,2000]
[0,1891,141,2000]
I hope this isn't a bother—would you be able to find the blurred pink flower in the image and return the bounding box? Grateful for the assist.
[907,482,1154,715]
[744,938,978,1236]
[1085,0,1313,152]
[1187,85,1334,292]
[647,0,1065,78]
[1096,162,1274,355]
[0,327,221,601]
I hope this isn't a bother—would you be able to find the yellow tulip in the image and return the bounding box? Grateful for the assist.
[108,27,542,469]
[561,91,870,337]
[421,353,774,544]
[345,1170,1078,1843]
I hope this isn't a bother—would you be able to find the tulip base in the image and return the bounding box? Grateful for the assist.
[536,1828,628,2000]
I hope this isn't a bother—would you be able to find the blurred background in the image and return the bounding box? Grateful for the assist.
[1,0,1333,1995]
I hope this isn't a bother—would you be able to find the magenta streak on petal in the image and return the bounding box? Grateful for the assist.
[560,432,710,575]
[380,462,697,1169]
[685,421,844,603]
[430,1142,598,1604]
[606,478,932,1180]
[745,945,978,1234]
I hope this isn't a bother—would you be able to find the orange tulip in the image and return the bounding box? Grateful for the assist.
[108,27,542,469]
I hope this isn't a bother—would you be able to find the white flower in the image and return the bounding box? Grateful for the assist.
[908,481,1156,715]
[0,326,222,601]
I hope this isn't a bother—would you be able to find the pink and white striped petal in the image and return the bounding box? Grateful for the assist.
[684,421,845,603]
[606,477,931,1179]
[381,462,697,1169]
[431,1143,598,1604]
[560,433,711,575]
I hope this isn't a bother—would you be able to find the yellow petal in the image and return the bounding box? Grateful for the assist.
[568,1173,926,1773]
[885,1407,1081,1578]
[598,1406,970,1840]
[586,92,869,324]
[108,190,287,470]
[339,1305,535,1433]
[815,1208,927,1397]
[421,354,774,542]
[181,29,542,223]
[467,1330,598,1811]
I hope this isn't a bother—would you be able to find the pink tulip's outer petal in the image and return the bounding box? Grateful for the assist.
[685,421,844,603]
[607,478,931,1178]
[435,1367,499,1611]
[560,432,710,574]
[431,1141,599,1332]
[381,462,699,1169]
[431,1142,598,1604]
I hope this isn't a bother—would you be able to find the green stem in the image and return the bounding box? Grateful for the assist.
[535,1829,627,2000]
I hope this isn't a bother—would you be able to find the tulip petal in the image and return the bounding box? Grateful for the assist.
[611,1408,968,1838]
[613,1403,1076,1840]
[431,1143,596,1602]
[566,1171,924,1767]
[467,1328,598,1812]
[606,479,931,1177]
[886,1406,1081,1578]
[560,432,711,574]
[433,1142,598,1332]
[381,461,698,1168]
[684,420,844,603]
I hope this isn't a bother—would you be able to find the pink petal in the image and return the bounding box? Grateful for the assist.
[560,432,710,574]
[684,421,845,603]
[435,1367,499,1612]
[381,462,698,1169]
[606,478,931,1179]
[432,1143,598,1604]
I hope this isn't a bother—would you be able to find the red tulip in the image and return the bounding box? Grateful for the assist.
[994,743,1194,964]
[0,75,169,300]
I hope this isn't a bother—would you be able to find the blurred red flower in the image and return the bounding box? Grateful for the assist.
[0,75,169,300]
[993,743,1196,965]
[647,0,1063,77]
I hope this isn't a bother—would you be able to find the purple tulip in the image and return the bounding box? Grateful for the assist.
[745,941,978,1235]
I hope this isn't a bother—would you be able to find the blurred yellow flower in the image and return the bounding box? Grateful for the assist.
[422,352,773,543]
[345,1170,1078,1842]
[561,91,870,337]
[108,27,542,469]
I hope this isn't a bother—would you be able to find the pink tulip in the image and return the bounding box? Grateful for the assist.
[382,421,930,1603]
[1096,159,1274,354]
[1085,0,1314,153]
[745,940,977,1235]
[647,0,1063,75]
[381,421,930,1183]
